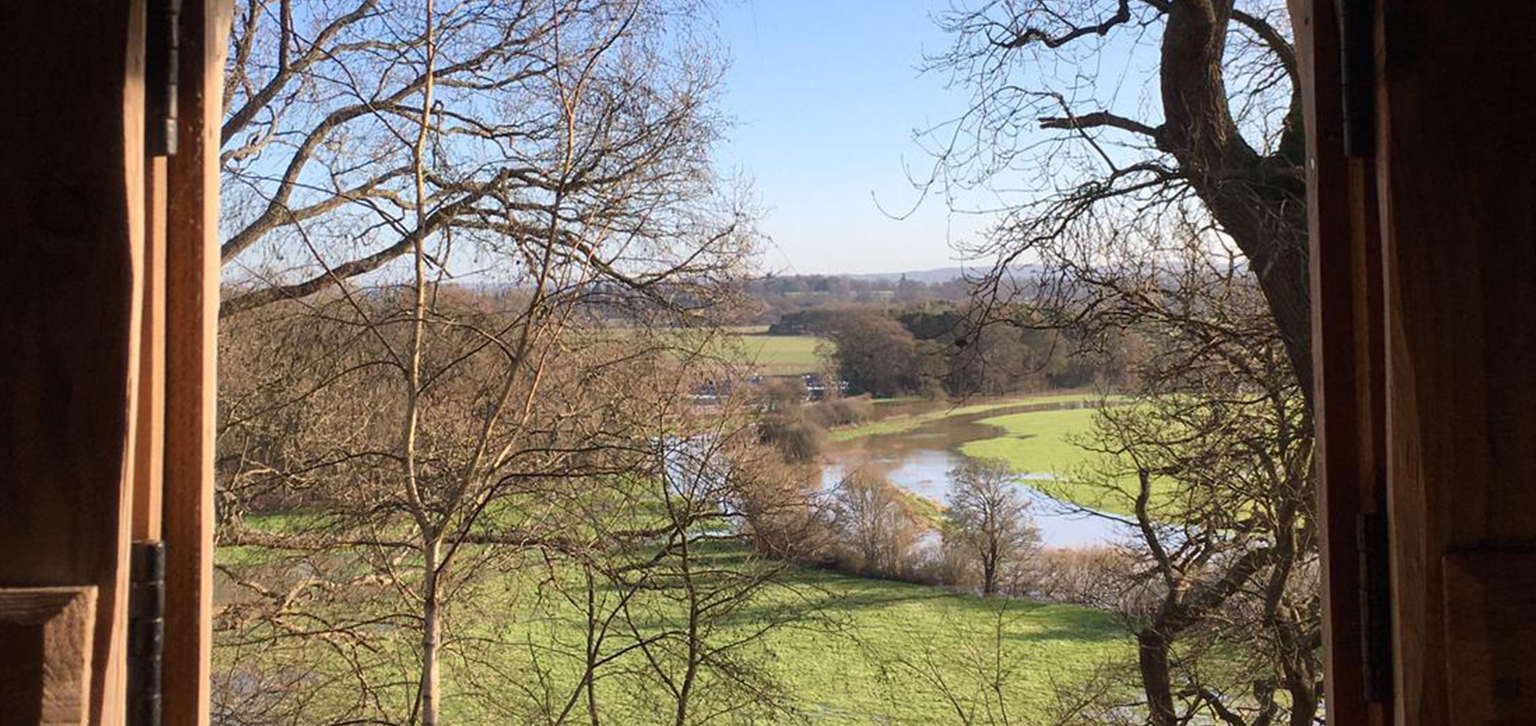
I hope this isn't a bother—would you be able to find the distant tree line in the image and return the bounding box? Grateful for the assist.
[745,274,972,323]
[770,303,1146,398]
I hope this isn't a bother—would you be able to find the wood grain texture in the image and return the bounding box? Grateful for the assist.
[0,587,99,726]
[1376,3,1536,725]
[163,2,233,725]
[1442,552,1536,726]
[1296,1,1391,724]
[135,157,169,542]
[0,3,146,725]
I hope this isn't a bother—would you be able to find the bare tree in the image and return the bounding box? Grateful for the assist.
[479,391,829,726]
[828,472,927,579]
[617,414,812,726]
[212,2,772,723]
[925,0,1312,398]
[1045,235,1321,726]
[944,459,1041,596]
[220,0,745,318]
[214,294,822,726]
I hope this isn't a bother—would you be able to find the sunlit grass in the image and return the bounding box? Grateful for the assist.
[215,541,1133,726]
[731,329,826,376]
[743,569,1130,725]
[960,407,1180,516]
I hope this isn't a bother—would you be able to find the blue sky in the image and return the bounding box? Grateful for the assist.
[714,0,988,275]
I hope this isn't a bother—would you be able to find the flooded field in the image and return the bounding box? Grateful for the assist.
[820,399,1127,549]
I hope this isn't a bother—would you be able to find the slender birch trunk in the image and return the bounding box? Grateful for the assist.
[405,2,438,723]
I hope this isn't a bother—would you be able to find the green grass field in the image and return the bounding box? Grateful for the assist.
[960,407,1182,516]
[215,545,1130,726]
[213,531,1130,718]
[958,408,1099,478]
[747,569,1130,725]
[958,408,1119,510]
[598,325,828,377]
[730,328,826,376]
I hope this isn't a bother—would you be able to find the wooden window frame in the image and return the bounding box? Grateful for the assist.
[1,1,228,724]
[9,2,1536,725]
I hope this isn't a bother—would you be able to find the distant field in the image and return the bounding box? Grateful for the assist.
[725,325,826,376]
[734,332,825,375]
[961,406,1178,516]
[604,325,828,377]
[824,393,1162,515]
[958,408,1099,477]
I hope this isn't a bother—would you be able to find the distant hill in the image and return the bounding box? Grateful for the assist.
[840,265,1044,284]
[841,266,972,284]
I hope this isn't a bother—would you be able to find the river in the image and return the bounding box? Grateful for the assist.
[819,399,1127,549]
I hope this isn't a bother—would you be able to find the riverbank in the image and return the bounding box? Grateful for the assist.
[822,393,1129,547]
[827,392,1105,442]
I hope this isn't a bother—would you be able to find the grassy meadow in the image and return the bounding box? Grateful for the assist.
[215,541,1131,725]
[961,406,1186,516]
[215,397,1152,725]
[745,570,1129,725]
[725,325,826,376]
[958,408,1121,512]
[599,325,827,377]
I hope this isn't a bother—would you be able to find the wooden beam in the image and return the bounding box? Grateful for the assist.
[0,587,99,726]
[1295,1,1390,724]
[0,3,147,724]
[162,1,232,725]
[134,157,169,543]
[1375,3,1536,724]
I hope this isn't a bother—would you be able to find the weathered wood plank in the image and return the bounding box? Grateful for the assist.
[1295,1,1391,724]
[163,2,233,725]
[0,3,147,724]
[0,587,99,726]
[1442,552,1536,726]
[135,157,169,543]
[1377,3,1536,725]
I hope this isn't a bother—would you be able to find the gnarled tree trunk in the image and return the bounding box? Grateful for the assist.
[1159,0,1313,401]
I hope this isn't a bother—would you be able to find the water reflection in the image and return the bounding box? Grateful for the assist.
[820,401,1126,549]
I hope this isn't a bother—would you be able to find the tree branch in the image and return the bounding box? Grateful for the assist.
[1230,8,1298,83]
[222,0,380,145]
[1039,110,1166,146]
[219,169,509,318]
[993,0,1133,49]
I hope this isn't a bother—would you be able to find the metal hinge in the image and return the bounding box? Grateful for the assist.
[1336,0,1375,157]
[129,541,165,726]
[145,0,182,156]
[1358,513,1393,703]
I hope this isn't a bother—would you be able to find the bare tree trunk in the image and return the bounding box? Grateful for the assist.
[1136,629,1177,726]
[1287,681,1317,726]
[420,538,443,726]
[675,532,700,726]
[408,5,438,724]
[982,548,998,596]
[584,565,602,726]
[1158,0,1313,401]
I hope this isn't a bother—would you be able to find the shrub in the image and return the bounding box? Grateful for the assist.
[1023,547,1132,607]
